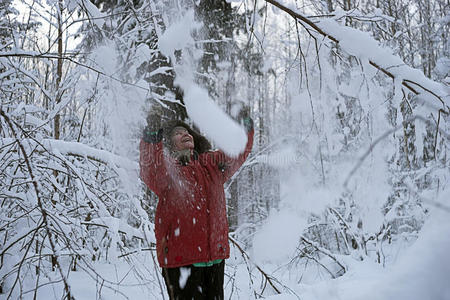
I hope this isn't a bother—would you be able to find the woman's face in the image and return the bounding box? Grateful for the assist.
[171,126,194,151]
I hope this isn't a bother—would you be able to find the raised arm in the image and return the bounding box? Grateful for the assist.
[209,116,254,183]
[139,128,169,194]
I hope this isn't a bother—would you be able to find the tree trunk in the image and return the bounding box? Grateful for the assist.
[54,0,64,140]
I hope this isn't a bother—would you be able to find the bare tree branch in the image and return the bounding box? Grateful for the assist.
[263,0,448,110]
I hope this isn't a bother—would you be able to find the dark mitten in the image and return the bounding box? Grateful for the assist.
[143,127,163,143]
[237,106,253,132]
[243,117,253,132]
[143,111,164,143]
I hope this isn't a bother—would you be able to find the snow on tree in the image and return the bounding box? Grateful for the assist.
[0,0,448,299]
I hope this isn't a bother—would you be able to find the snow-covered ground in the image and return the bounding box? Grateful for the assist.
[27,198,448,300]
[2,1,449,300]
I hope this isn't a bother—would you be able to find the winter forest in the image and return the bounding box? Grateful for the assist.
[0,0,449,299]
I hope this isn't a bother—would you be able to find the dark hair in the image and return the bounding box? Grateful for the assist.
[163,120,211,154]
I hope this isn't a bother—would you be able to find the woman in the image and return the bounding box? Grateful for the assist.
[139,113,254,299]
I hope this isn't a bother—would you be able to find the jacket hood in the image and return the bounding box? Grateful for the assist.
[163,120,211,154]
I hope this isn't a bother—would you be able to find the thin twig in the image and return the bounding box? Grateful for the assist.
[343,115,449,188]
[263,0,448,109]
[0,108,74,299]
[229,236,281,294]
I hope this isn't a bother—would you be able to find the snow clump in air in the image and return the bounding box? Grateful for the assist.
[158,10,248,156]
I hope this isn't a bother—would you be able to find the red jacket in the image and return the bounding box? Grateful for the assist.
[140,130,254,268]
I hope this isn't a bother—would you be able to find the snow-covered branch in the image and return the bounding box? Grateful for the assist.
[264,0,449,111]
